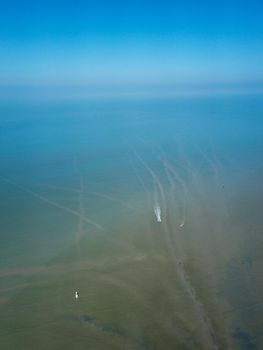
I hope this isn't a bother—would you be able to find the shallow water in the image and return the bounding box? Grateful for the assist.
[0,95,263,349]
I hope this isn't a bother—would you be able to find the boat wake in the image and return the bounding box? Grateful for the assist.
[154,205,162,222]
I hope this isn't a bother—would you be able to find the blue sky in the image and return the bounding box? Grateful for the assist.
[0,0,263,95]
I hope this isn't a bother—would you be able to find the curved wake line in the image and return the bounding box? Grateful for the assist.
[132,147,176,263]
[177,265,219,349]
[133,148,167,215]
[195,145,220,186]
[164,161,187,228]
[132,145,219,349]
[0,176,103,230]
[138,138,188,228]
[130,158,151,207]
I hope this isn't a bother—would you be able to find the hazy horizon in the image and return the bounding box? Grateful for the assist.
[1,0,263,100]
[1,1,263,349]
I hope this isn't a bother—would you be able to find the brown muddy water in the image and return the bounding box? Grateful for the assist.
[0,96,263,349]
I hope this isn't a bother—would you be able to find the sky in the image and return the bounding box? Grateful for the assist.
[0,0,263,97]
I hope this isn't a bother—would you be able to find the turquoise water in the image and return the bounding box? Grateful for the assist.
[0,95,263,349]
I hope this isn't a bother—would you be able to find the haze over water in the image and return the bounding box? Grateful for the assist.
[1,0,263,348]
[0,95,263,349]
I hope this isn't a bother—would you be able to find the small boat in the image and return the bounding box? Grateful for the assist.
[154,205,162,222]
[179,220,185,228]
[75,291,79,300]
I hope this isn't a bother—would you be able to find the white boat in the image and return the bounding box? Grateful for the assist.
[179,220,185,228]
[154,205,162,222]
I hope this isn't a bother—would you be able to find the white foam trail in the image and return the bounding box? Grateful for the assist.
[153,180,162,222]
[1,177,103,230]
[154,204,162,222]
[132,148,177,261]
[138,138,188,226]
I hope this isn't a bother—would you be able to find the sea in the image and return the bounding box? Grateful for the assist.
[0,94,263,349]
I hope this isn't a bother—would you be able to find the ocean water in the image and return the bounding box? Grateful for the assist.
[0,95,263,349]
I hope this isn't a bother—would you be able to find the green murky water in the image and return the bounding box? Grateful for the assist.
[0,96,263,349]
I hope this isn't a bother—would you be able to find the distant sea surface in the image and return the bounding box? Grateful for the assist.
[0,95,263,349]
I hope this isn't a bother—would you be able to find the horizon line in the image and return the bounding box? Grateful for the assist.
[1,81,263,102]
